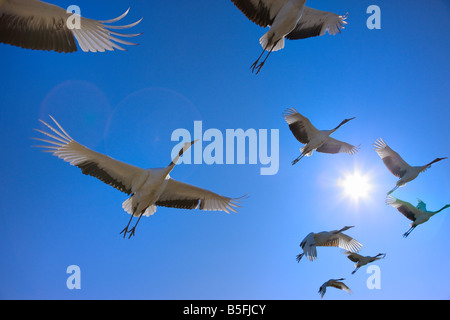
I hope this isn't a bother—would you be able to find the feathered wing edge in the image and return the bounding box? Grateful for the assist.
[298,232,317,262]
[282,107,319,145]
[230,0,276,28]
[287,8,348,40]
[374,138,410,178]
[157,179,248,214]
[32,116,146,195]
[33,115,75,152]
[73,8,143,52]
[0,2,142,53]
[316,137,360,155]
[386,195,421,222]
[330,280,352,295]
[318,232,363,253]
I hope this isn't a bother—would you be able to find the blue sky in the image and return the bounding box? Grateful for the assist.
[0,0,449,300]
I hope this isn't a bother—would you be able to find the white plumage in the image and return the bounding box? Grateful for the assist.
[283,108,359,165]
[318,278,352,299]
[231,0,348,73]
[374,138,447,194]
[296,226,363,262]
[34,116,245,238]
[0,0,142,52]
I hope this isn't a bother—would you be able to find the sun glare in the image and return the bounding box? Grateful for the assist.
[338,171,373,201]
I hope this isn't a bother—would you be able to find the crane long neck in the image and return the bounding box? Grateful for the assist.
[432,205,450,215]
[332,122,345,132]
[327,123,344,135]
[335,226,352,234]
[167,140,197,173]
[425,157,447,167]
[166,161,177,175]
[168,152,182,169]
[332,118,355,132]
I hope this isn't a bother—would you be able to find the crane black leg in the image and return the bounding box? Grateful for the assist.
[254,46,275,74]
[120,214,134,238]
[127,212,145,239]
[250,41,278,74]
[403,226,415,238]
[292,154,304,165]
[387,185,399,195]
[250,47,267,73]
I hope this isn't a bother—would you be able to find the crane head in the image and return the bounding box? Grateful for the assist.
[427,157,447,167]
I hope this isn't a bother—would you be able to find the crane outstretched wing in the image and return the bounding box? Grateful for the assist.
[230,0,290,27]
[343,251,363,263]
[33,116,147,195]
[283,108,319,145]
[157,179,245,213]
[0,1,142,53]
[329,280,352,294]
[316,137,359,155]
[318,283,327,298]
[299,232,318,261]
[385,195,421,222]
[374,138,411,178]
[286,7,347,40]
[318,232,363,253]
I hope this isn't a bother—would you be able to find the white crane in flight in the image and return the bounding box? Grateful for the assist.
[230,0,348,73]
[33,116,245,238]
[386,196,450,238]
[0,0,142,52]
[374,138,447,194]
[296,226,363,262]
[283,108,359,165]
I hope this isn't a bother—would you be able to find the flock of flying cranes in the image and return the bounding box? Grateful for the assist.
[284,108,448,297]
[1,0,448,299]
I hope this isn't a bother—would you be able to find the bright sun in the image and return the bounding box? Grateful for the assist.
[338,171,373,201]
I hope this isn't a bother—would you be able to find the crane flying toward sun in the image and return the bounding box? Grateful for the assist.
[283,108,359,165]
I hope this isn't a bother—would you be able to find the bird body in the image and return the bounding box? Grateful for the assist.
[318,278,352,299]
[344,252,386,274]
[283,108,358,165]
[301,129,335,157]
[374,138,447,194]
[122,167,170,218]
[0,0,142,52]
[34,116,244,238]
[259,0,307,53]
[386,196,450,237]
[296,226,363,262]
